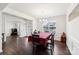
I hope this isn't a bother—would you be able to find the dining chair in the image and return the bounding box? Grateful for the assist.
[47,34,54,55]
[47,35,53,49]
[32,34,41,53]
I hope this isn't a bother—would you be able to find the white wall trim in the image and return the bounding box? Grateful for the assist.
[2,7,37,31]
[2,7,35,20]
[67,34,79,55]
[66,3,79,55]
[0,35,2,52]
[67,4,78,16]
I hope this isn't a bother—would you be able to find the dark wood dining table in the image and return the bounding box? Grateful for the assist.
[28,32,52,47]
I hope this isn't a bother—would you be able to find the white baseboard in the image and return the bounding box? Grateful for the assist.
[54,36,61,41]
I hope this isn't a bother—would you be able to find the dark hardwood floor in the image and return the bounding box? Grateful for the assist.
[2,36,71,55]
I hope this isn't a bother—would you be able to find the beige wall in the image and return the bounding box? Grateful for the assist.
[36,15,66,41]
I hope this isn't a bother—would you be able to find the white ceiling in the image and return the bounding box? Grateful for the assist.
[0,3,8,10]
[7,3,70,18]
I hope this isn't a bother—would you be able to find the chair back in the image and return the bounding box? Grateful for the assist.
[32,34,40,44]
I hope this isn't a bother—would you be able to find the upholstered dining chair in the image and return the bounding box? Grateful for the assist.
[32,34,41,53]
[47,34,54,55]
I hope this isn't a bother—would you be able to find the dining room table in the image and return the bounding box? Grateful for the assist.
[28,32,52,47]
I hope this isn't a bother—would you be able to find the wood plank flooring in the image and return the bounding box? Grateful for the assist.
[2,36,71,55]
